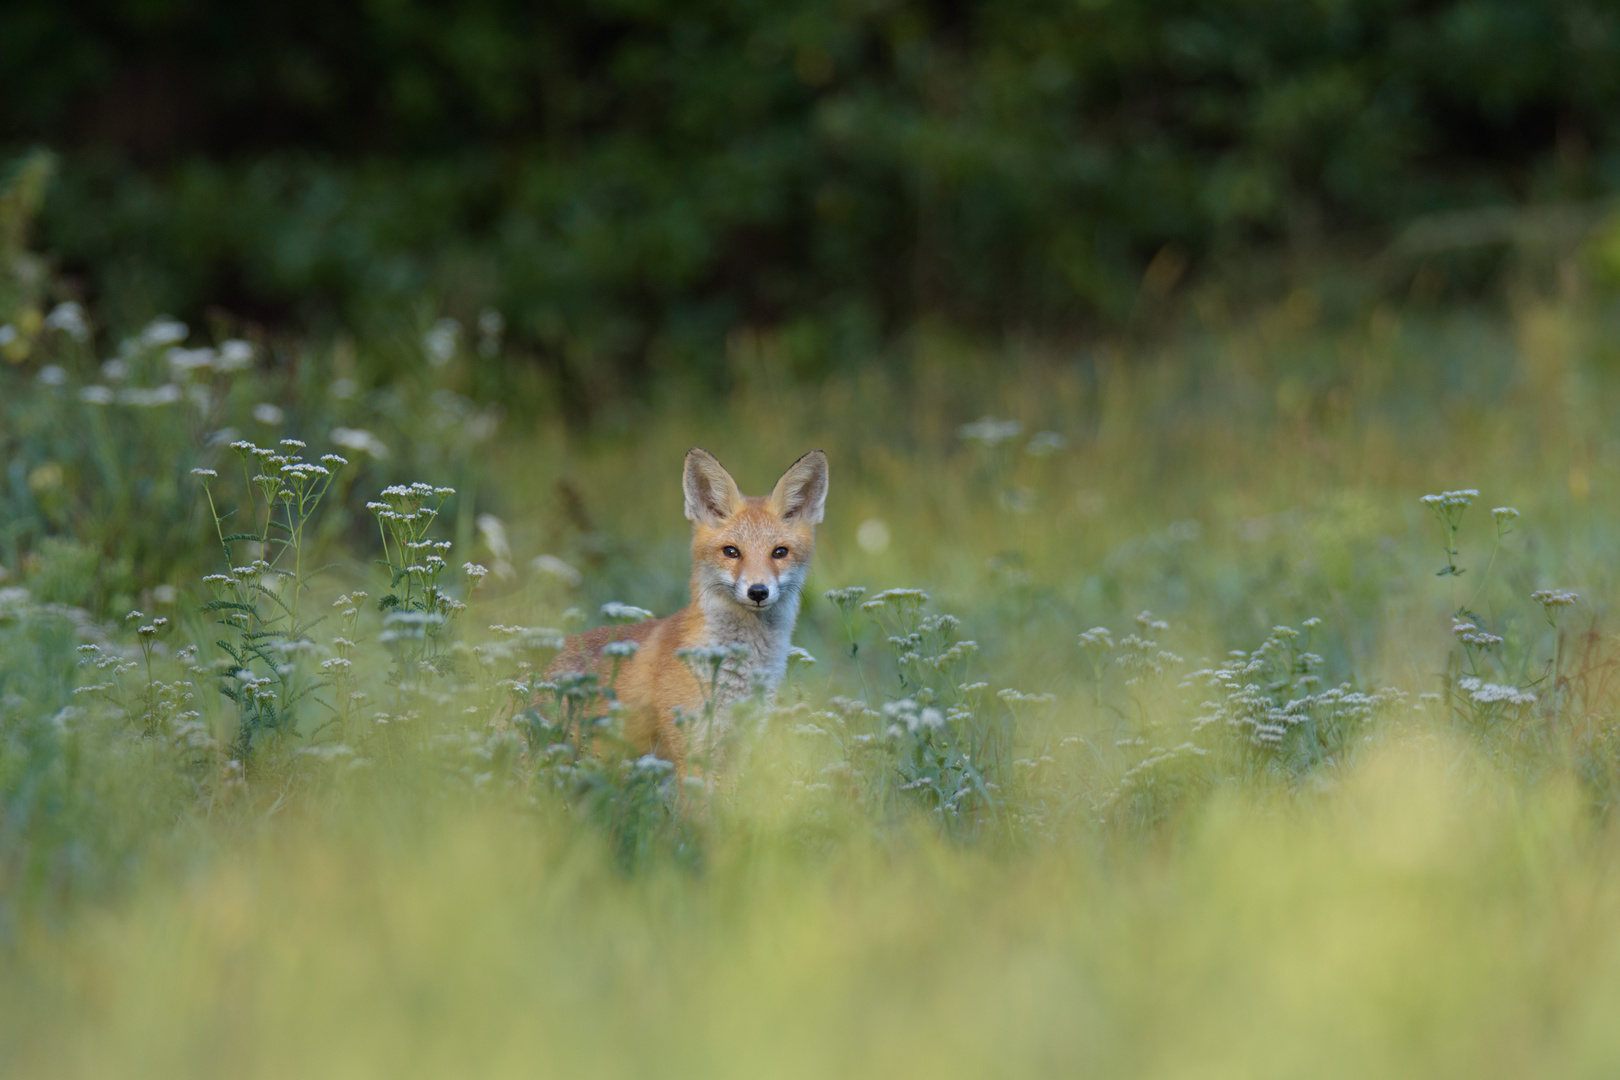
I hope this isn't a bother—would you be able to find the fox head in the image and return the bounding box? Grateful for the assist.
[683,448,828,613]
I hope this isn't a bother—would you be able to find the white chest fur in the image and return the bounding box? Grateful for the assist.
[689,590,800,753]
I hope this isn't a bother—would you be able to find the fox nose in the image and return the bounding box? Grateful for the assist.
[746,584,770,604]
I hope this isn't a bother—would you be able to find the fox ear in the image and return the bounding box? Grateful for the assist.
[683,448,744,524]
[768,450,829,525]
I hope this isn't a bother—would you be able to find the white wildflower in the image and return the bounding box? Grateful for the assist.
[1077,627,1115,666]
[475,513,513,569]
[44,301,90,342]
[1026,430,1066,456]
[1451,618,1502,648]
[330,427,389,459]
[213,339,252,371]
[958,416,1024,447]
[166,346,216,373]
[861,588,929,612]
[530,554,583,587]
[602,602,654,623]
[118,384,183,407]
[423,317,461,366]
[138,318,188,348]
[1457,676,1536,706]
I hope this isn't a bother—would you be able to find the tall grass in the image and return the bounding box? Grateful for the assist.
[8,159,1620,1070]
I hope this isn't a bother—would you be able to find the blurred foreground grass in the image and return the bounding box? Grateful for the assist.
[7,745,1620,1078]
[6,284,1620,1076]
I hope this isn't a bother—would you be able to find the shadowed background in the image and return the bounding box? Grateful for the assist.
[4,0,1620,410]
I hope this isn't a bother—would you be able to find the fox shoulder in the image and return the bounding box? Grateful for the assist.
[546,620,659,676]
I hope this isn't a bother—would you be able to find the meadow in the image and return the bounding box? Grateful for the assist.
[6,256,1620,1078]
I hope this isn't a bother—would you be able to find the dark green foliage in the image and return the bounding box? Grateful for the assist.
[3,1,1617,395]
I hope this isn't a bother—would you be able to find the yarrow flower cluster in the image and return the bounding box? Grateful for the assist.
[601,602,654,623]
[1420,488,1479,512]
[1531,588,1579,625]
[675,643,751,668]
[1456,676,1536,707]
[1421,487,1481,575]
[1077,627,1114,651]
[824,585,867,611]
[1025,430,1066,456]
[881,697,945,737]
[1451,618,1503,649]
[196,434,352,751]
[859,589,930,626]
[44,301,90,342]
[1116,612,1181,685]
[1180,620,1401,750]
[957,416,1024,447]
[366,482,465,674]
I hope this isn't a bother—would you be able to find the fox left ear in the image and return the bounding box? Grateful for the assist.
[768,450,829,525]
[684,448,744,524]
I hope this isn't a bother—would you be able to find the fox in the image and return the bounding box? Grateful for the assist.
[542,447,829,773]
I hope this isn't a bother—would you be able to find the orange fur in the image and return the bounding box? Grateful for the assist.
[542,448,828,771]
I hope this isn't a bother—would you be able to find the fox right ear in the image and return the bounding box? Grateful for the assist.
[768,449,828,525]
[683,448,743,524]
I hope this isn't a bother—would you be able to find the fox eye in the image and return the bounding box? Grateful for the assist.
[722,545,740,559]
[772,546,790,559]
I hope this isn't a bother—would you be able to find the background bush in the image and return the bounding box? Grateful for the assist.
[3,0,1619,401]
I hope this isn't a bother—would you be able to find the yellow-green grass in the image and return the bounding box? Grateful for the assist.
[6,743,1620,1079]
[5,292,1620,1077]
